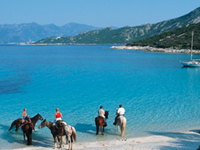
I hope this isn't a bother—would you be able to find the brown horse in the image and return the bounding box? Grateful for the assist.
[95,110,109,135]
[22,114,43,145]
[38,119,76,150]
[9,114,43,145]
[21,122,34,145]
[8,113,43,132]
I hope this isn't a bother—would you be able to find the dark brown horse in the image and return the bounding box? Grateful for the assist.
[95,110,109,135]
[22,114,43,145]
[8,113,43,132]
[9,114,43,145]
[38,119,76,150]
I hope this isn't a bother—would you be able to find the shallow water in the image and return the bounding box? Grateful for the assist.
[0,45,200,149]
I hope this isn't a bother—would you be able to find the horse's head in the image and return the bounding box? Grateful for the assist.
[105,110,109,119]
[37,113,44,121]
[38,119,47,129]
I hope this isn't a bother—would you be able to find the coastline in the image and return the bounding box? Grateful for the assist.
[110,45,200,54]
[13,130,200,150]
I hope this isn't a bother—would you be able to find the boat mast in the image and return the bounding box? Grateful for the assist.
[191,31,194,60]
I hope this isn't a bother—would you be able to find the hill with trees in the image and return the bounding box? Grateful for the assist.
[126,22,200,50]
[35,7,200,45]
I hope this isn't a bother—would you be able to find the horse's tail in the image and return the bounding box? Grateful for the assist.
[8,119,20,131]
[121,118,126,137]
[95,117,99,126]
[27,125,33,145]
[95,117,99,135]
[71,127,76,142]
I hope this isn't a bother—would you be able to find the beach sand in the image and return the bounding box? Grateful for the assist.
[13,130,200,150]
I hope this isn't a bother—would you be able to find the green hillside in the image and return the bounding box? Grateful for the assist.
[126,22,200,50]
[34,7,200,45]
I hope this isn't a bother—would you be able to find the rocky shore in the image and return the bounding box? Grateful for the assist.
[110,46,200,54]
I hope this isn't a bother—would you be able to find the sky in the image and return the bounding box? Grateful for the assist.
[0,0,199,28]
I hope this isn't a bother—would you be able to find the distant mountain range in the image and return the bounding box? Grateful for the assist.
[126,22,200,50]
[35,7,200,45]
[0,23,104,44]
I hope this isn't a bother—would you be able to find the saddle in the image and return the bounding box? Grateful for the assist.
[55,120,66,129]
[20,119,29,127]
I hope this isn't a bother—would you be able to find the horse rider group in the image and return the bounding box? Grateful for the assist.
[21,104,125,130]
[98,104,125,126]
[21,108,68,132]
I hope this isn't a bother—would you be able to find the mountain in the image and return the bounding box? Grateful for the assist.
[0,22,103,44]
[126,22,200,50]
[35,7,200,45]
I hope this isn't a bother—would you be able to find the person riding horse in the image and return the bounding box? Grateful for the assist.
[113,104,125,126]
[21,108,31,127]
[54,108,68,133]
[98,106,107,127]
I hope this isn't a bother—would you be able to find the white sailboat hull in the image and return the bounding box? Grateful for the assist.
[181,61,200,67]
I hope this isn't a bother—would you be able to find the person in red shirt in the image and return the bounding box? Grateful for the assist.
[55,108,63,121]
[54,108,66,125]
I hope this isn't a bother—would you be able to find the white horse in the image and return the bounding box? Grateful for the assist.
[63,125,76,150]
[116,116,126,136]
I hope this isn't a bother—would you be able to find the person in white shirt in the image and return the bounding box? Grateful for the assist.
[98,106,107,127]
[113,104,125,126]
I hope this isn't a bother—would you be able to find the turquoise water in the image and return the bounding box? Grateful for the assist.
[1,45,200,149]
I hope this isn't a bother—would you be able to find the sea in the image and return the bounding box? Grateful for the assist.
[0,45,200,149]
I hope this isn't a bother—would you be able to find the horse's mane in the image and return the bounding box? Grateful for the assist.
[31,113,40,119]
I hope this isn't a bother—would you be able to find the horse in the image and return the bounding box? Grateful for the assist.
[116,115,126,137]
[38,119,76,150]
[21,114,43,145]
[95,110,109,135]
[9,114,43,145]
[8,113,43,132]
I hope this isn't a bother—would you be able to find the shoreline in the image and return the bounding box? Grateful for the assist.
[110,45,200,54]
[13,130,200,150]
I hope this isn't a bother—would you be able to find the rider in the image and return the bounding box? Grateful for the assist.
[113,104,125,126]
[98,106,107,127]
[55,108,67,125]
[22,108,31,123]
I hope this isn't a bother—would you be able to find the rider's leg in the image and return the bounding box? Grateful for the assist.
[113,115,119,125]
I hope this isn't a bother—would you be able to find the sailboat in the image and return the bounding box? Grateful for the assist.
[180,31,200,67]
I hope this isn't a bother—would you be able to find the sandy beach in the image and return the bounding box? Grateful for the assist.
[13,130,200,150]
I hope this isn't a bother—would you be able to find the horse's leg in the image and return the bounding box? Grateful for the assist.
[100,125,104,135]
[95,119,99,135]
[71,135,73,143]
[26,133,29,145]
[117,125,120,132]
[71,138,73,150]
[61,136,65,147]
[59,136,62,148]
[70,135,73,150]
[26,127,32,145]
[67,135,71,150]
[53,136,57,149]
[24,133,26,140]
